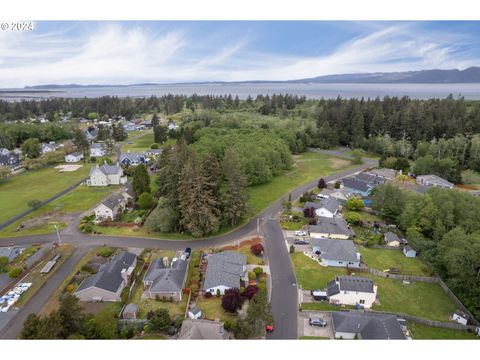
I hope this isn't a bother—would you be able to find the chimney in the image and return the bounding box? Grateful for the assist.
[121,268,128,285]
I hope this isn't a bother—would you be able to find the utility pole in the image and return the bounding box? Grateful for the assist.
[54,224,62,245]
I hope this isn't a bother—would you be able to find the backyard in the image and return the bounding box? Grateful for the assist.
[195,296,238,322]
[408,322,478,339]
[0,165,91,224]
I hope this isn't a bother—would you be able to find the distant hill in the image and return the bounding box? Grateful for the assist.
[289,67,480,84]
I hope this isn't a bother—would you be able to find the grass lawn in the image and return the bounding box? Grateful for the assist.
[91,224,196,240]
[359,246,432,276]
[237,244,264,265]
[196,296,238,322]
[301,302,356,311]
[290,252,348,290]
[0,165,91,224]
[0,185,117,238]
[122,131,154,152]
[16,244,75,307]
[280,218,309,231]
[408,322,478,340]
[248,152,355,214]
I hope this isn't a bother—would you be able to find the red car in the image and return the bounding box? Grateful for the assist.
[266,325,274,333]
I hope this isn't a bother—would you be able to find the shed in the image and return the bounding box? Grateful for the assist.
[188,306,203,320]
[123,303,138,320]
[452,311,470,326]
[403,245,417,258]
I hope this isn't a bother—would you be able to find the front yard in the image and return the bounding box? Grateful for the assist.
[359,246,432,276]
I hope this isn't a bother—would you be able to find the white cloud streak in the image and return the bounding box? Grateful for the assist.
[0,22,478,87]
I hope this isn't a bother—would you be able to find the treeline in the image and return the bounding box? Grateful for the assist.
[0,122,75,149]
[372,184,480,319]
[148,141,249,237]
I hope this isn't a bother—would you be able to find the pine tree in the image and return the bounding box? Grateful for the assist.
[132,164,150,197]
[154,124,168,144]
[73,129,90,158]
[151,113,159,128]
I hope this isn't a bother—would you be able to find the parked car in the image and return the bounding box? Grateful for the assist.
[184,247,192,259]
[309,317,327,327]
[294,238,309,245]
[266,324,274,333]
[294,230,307,236]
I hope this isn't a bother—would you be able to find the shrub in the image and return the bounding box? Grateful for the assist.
[289,244,295,253]
[461,169,480,185]
[318,178,327,189]
[204,291,213,299]
[83,223,93,233]
[243,285,259,300]
[98,246,114,258]
[150,143,159,149]
[223,319,235,331]
[137,192,156,209]
[221,288,243,313]
[250,243,264,256]
[216,289,221,297]
[66,284,76,293]
[120,287,130,303]
[248,271,257,281]
[345,197,365,211]
[334,180,341,189]
[8,267,23,278]
[303,207,315,218]
[27,199,42,209]
[253,267,263,277]
[345,212,361,225]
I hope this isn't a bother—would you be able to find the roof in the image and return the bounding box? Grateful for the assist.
[90,163,122,176]
[355,172,385,185]
[76,251,136,294]
[0,153,20,166]
[416,174,454,188]
[336,275,375,293]
[67,151,83,157]
[179,319,228,340]
[341,178,372,192]
[144,256,188,294]
[309,217,355,237]
[42,143,60,151]
[320,197,340,213]
[368,168,397,180]
[202,251,246,291]
[385,232,400,243]
[189,307,202,315]
[0,246,21,260]
[101,193,126,211]
[90,143,104,149]
[124,303,138,314]
[327,280,341,296]
[311,238,358,263]
[119,152,145,163]
[403,245,415,253]
[332,312,405,339]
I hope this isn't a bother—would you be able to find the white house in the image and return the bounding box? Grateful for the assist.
[65,152,84,163]
[403,245,417,258]
[90,143,107,157]
[311,238,361,268]
[93,193,128,221]
[327,276,377,308]
[87,163,127,186]
[452,311,470,326]
[304,197,340,218]
[202,251,247,296]
[332,312,406,340]
[384,232,401,247]
[74,252,137,302]
[309,217,355,240]
[41,142,63,154]
[188,307,203,320]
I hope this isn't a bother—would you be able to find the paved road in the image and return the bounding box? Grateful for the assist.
[0,154,377,339]
[0,246,90,339]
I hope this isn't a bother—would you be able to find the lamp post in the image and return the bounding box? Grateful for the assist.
[54,224,62,245]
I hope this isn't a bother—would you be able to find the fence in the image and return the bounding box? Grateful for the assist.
[367,268,437,283]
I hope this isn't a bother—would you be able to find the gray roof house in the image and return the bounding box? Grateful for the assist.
[93,193,128,221]
[311,238,360,268]
[384,231,401,247]
[332,312,406,339]
[403,245,417,258]
[327,275,377,308]
[74,251,137,302]
[309,217,355,239]
[341,177,374,196]
[202,251,246,295]
[179,319,229,340]
[367,168,398,181]
[416,174,454,189]
[143,253,189,301]
[305,198,340,218]
[0,153,21,170]
[0,246,22,262]
[355,172,386,185]
[119,152,146,166]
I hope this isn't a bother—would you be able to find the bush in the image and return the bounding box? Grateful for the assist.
[248,271,257,281]
[253,267,263,277]
[345,197,365,211]
[243,285,259,300]
[216,289,221,297]
[83,223,94,233]
[81,264,95,274]
[334,180,341,189]
[137,192,156,210]
[250,243,264,256]
[221,288,243,313]
[204,291,213,299]
[150,143,159,149]
[8,267,23,278]
[66,284,76,293]
[223,319,235,331]
[350,149,363,164]
[461,169,480,185]
[289,244,295,253]
[345,212,362,225]
[120,287,130,303]
[27,199,42,209]
[98,246,114,258]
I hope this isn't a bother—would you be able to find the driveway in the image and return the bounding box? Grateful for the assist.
[298,311,334,339]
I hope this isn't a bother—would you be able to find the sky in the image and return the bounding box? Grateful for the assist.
[0,21,479,87]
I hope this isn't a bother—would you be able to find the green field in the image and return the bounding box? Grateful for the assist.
[359,246,432,276]
[0,185,116,238]
[122,131,155,152]
[408,322,478,340]
[0,165,91,225]
[248,152,355,213]
[290,252,457,322]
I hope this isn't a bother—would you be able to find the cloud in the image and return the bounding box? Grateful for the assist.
[0,22,478,87]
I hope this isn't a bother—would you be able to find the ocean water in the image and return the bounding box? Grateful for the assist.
[1,82,480,100]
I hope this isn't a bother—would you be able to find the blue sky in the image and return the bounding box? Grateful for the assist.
[0,21,479,87]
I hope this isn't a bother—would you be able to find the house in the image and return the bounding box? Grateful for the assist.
[90,143,107,157]
[188,307,203,320]
[416,174,454,189]
[355,172,386,186]
[341,178,374,197]
[304,197,340,218]
[168,121,178,131]
[74,251,137,302]
[327,275,377,308]
[202,251,247,296]
[0,246,22,262]
[144,149,163,159]
[367,168,398,181]
[122,303,138,320]
[41,142,63,154]
[0,148,10,156]
[120,120,136,132]
[119,151,146,166]
[309,217,355,239]
[452,311,470,326]
[93,193,128,221]
[311,238,361,268]
[384,232,401,247]
[143,252,189,301]
[331,312,405,339]
[87,163,127,186]
[403,245,417,258]
[65,152,84,163]
[179,319,229,340]
[0,153,21,170]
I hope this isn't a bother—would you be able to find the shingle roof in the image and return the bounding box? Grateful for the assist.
[101,193,126,210]
[67,151,83,157]
[311,238,358,263]
[309,217,355,237]
[76,251,136,294]
[179,319,228,340]
[0,153,19,167]
[384,232,400,244]
[404,245,415,253]
[416,174,454,188]
[367,168,397,180]
[337,275,375,293]
[90,164,122,176]
[119,152,145,163]
[327,279,340,296]
[144,256,188,294]
[202,251,246,291]
[341,178,373,192]
[90,143,104,149]
[332,312,405,339]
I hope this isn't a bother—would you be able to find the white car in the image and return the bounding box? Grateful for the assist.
[294,230,307,236]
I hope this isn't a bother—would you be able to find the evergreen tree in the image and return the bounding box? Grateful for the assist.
[154,124,168,144]
[72,129,90,158]
[132,164,150,197]
[151,113,159,128]
[112,123,127,141]
[21,138,41,158]
[235,290,273,339]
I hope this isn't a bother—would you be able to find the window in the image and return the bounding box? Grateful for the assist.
[359,299,365,304]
